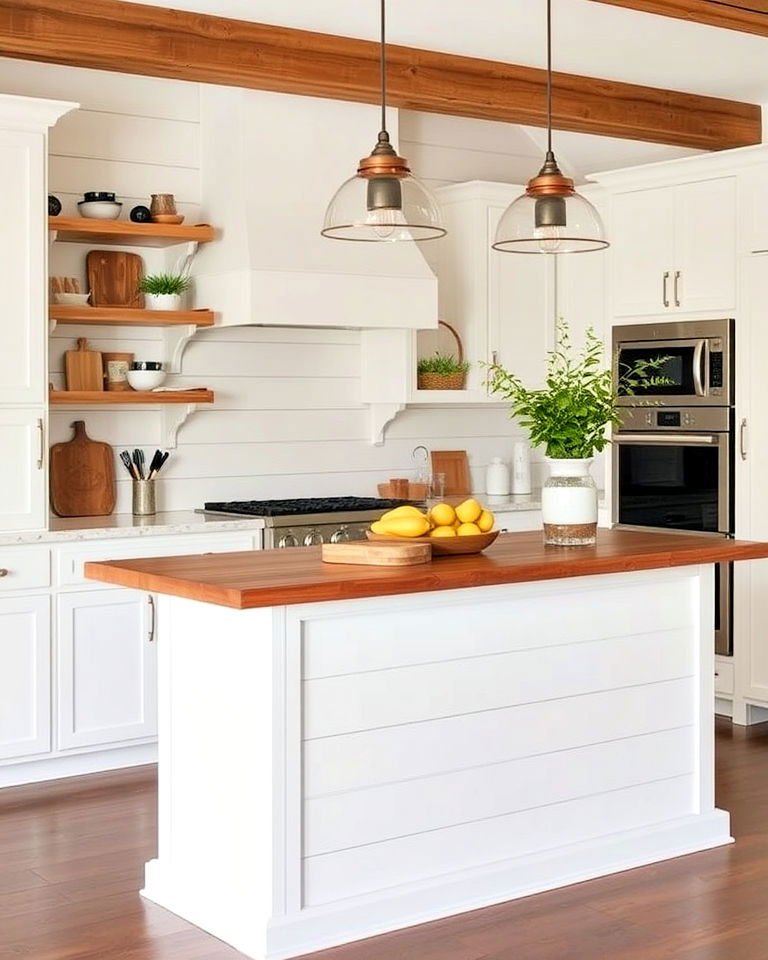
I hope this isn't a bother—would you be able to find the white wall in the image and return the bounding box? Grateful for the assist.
[0,57,542,514]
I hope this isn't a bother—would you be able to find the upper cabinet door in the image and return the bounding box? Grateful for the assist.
[0,130,46,405]
[611,187,675,318]
[0,408,46,532]
[674,178,736,314]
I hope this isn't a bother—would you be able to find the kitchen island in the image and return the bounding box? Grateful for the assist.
[85,530,768,960]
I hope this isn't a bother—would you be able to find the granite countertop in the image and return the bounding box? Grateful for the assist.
[0,511,266,546]
[84,529,768,610]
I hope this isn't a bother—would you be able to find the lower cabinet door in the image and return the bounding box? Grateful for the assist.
[57,588,157,749]
[0,408,46,532]
[0,595,50,761]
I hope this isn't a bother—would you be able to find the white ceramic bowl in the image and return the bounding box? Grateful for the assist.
[77,200,122,220]
[126,369,166,391]
[53,292,91,306]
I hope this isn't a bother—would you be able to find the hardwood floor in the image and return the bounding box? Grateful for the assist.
[1,719,767,960]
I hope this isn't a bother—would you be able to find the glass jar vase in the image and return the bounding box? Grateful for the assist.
[541,458,598,546]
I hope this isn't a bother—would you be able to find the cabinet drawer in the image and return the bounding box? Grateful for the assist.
[0,546,50,592]
[57,533,257,586]
[714,659,734,696]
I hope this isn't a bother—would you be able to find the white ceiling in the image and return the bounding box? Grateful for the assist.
[114,0,767,177]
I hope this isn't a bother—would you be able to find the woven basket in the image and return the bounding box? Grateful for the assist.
[417,321,467,391]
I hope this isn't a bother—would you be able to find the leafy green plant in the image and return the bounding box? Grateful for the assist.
[417,353,470,375]
[487,320,670,459]
[138,273,192,295]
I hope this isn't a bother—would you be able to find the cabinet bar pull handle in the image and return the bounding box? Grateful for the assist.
[36,418,44,470]
[148,595,156,642]
[0,569,8,578]
[740,418,748,461]
[491,350,498,366]
[674,270,681,307]
[662,271,670,308]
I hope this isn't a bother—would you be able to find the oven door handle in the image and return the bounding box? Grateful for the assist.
[615,433,717,444]
[692,339,707,396]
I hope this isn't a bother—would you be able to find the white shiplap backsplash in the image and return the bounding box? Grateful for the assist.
[0,56,540,514]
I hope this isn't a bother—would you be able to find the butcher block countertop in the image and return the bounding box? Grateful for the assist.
[84,528,768,610]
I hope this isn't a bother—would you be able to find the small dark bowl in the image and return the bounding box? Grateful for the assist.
[83,191,116,202]
[130,205,152,223]
[131,361,163,371]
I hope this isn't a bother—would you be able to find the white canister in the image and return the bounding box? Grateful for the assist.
[541,458,598,546]
[511,441,532,495]
[485,457,510,496]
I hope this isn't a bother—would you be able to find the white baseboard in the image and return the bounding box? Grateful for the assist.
[143,810,732,960]
[0,743,157,788]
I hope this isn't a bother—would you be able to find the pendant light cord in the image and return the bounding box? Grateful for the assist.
[546,0,552,154]
[380,0,387,136]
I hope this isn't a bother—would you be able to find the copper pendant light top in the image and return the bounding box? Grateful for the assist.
[357,131,411,179]
[526,151,575,198]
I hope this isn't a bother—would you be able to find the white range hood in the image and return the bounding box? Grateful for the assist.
[192,87,438,329]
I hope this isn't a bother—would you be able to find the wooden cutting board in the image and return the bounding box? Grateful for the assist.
[431,450,471,496]
[321,541,431,566]
[50,420,116,517]
[87,250,144,307]
[65,338,103,392]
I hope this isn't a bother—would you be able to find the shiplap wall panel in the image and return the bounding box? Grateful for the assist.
[304,727,694,856]
[304,677,696,796]
[303,627,695,739]
[303,776,694,906]
[301,577,692,678]
[31,57,540,514]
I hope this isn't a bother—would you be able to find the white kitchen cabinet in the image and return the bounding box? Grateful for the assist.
[0,595,50,761]
[612,177,735,317]
[57,588,157,749]
[0,408,46,531]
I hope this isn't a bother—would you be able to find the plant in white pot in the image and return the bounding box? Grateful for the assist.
[488,321,669,546]
[139,273,191,311]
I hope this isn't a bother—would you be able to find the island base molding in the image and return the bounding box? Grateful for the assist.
[147,565,730,960]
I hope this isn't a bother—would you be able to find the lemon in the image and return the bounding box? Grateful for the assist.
[381,505,426,522]
[370,520,390,535]
[477,510,495,533]
[457,522,482,536]
[455,498,482,524]
[430,526,457,538]
[429,502,456,527]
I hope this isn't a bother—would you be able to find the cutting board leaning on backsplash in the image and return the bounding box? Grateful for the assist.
[50,420,116,517]
[87,250,144,307]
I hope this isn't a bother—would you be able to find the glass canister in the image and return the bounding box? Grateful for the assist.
[541,458,598,546]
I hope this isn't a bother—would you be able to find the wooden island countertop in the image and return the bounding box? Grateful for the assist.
[84,528,768,609]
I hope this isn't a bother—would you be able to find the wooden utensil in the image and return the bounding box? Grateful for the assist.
[65,338,103,391]
[322,541,431,566]
[87,250,144,307]
[50,420,116,517]
[430,450,471,496]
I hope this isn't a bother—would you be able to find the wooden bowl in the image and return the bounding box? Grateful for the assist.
[367,529,499,557]
[151,213,185,224]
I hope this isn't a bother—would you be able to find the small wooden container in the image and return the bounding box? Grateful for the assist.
[102,351,134,391]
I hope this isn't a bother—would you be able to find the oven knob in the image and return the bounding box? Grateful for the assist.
[330,524,350,544]
[277,532,299,548]
[303,528,324,546]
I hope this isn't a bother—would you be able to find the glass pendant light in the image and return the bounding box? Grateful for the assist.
[492,0,609,254]
[321,0,446,242]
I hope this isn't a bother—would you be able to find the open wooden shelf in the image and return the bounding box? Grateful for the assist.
[48,217,215,247]
[50,306,215,327]
[50,389,214,405]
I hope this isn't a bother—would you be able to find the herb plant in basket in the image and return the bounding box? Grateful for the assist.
[416,320,470,390]
[487,320,669,546]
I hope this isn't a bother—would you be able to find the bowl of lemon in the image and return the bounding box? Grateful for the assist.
[367,499,499,556]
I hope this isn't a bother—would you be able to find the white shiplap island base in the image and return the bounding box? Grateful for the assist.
[84,530,764,960]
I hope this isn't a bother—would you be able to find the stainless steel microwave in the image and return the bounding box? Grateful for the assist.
[613,318,733,407]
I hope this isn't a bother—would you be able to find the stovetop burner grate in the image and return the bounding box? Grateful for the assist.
[202,496,416,518]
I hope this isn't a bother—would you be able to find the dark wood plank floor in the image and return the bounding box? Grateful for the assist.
[1,718,767,960]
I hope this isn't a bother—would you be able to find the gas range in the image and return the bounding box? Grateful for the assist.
[198,497,422,548]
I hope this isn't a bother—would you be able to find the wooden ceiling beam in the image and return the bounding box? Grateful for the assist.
[590,1,768,38]
[0,0,760,150]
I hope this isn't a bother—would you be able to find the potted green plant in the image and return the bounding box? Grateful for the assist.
[138,273,191,311]
[487,320,669,546]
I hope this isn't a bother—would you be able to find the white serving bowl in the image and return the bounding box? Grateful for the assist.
[126,369,166,391]
[53,292,91,306]
[77,200,122,220]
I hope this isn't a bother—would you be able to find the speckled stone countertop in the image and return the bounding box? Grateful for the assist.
[0,511,265,546]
